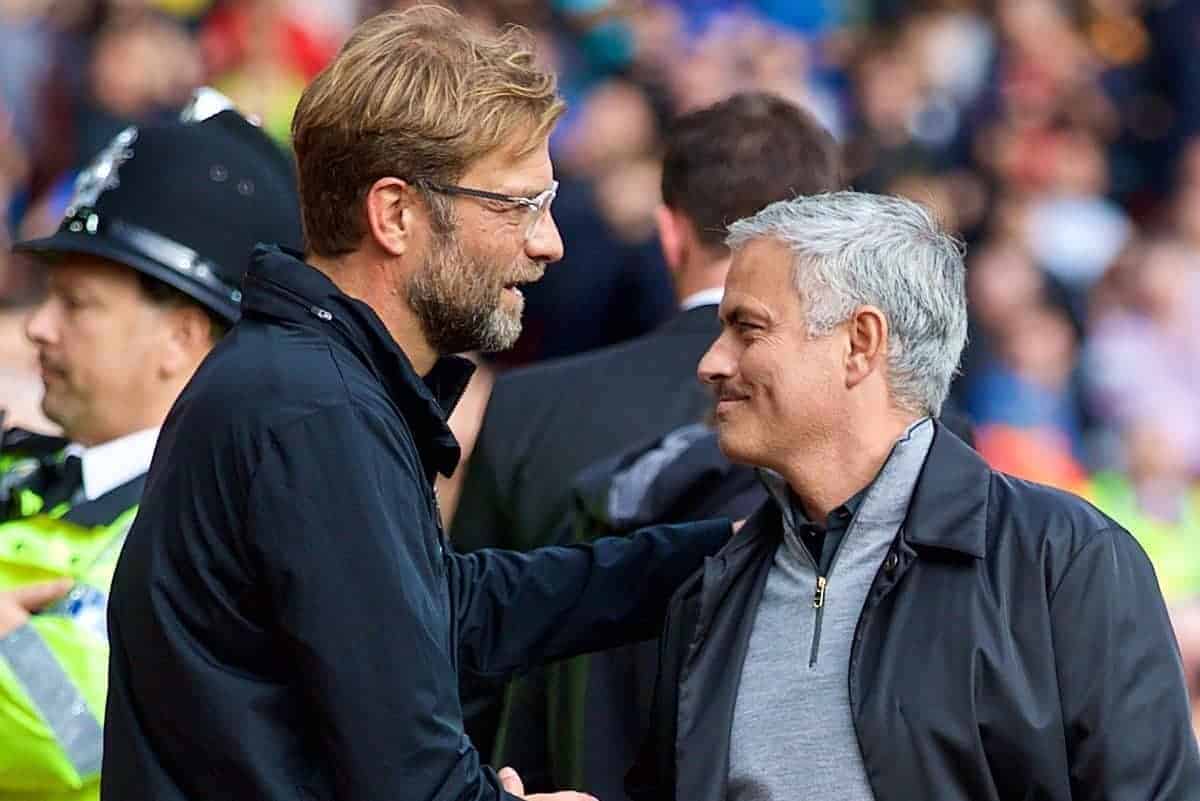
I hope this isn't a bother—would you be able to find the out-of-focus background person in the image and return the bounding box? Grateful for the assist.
[3,0,1200,767]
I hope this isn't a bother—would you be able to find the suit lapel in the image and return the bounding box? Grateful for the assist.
[63,474,147,527]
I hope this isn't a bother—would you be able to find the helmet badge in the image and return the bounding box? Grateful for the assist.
[64,126,139,220]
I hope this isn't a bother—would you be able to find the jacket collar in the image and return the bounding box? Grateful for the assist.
[744,419,989,561]
[241,245,474,478]
[902,421,990,559]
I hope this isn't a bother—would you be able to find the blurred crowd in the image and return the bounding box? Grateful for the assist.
[4,0,1200,703]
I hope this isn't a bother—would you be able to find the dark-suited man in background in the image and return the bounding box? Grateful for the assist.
[451,90,843,770]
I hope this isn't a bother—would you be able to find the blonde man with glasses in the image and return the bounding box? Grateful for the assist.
[101,7,734,801]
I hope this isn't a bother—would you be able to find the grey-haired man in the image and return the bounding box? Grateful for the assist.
[628,191,1200,801]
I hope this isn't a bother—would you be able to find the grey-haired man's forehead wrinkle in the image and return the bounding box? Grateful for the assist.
[719,301,773,328]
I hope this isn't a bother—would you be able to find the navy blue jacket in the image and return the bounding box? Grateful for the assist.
[101,246,731,801]
[629,423,1200,801]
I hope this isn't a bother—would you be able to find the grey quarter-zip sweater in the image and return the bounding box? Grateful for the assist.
[727,418,934,801]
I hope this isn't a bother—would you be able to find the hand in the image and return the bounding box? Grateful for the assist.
[0,579,73,638]
[732,518,748,534]
[498,766,597,801]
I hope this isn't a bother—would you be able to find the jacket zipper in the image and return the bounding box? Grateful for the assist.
[799,524,849,669]
[433,491,447,554]
[809,574,827,667]
[792,539,834,669]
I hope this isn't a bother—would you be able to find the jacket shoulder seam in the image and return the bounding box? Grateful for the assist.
[250,403,360,491]
[1047,524,1123,605]
[323,342,355,406]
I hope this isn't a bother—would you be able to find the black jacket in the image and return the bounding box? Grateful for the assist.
[629,422,1200,801]
[101,246,732,801]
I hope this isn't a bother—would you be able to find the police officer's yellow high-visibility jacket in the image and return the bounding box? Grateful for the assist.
[0,429,142,801]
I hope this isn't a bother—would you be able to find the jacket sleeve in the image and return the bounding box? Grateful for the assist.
[247,406,518,801]
[1050,525,1200,800]
[449,520,730,681]
[0,616,106,793]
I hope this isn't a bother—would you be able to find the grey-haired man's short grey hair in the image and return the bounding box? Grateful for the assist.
[726,191,968,415]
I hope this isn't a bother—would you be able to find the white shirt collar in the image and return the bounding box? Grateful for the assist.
[679,287,724,312]
[66,427,160,501]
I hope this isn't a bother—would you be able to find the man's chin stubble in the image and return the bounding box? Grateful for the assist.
[475,308,522,353]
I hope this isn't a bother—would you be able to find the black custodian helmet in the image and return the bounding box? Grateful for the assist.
[14,91,303,323]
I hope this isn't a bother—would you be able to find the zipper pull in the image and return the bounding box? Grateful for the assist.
[813,575,827,609]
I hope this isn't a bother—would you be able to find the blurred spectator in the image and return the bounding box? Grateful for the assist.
[1086,236,1200,472]
[1022,128,1132,291]
[970,304,1081,439]
[961,237,1044,377]
[843,32,944,191]
[961,227,1099,480]
[556,80,658,181]
[1083,419,1200,602]
[201,0,340,142]
[968,303,1088,492]
[89,16,202,122]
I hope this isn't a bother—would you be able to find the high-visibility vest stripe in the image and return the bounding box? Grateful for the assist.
[0,626,102,779]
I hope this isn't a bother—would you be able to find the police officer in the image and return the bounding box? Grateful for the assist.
[0,94,302,801]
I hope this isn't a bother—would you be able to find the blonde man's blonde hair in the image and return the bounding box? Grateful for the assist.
[291,5,565,257]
